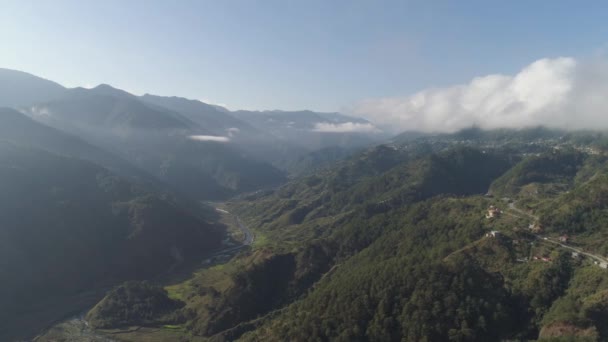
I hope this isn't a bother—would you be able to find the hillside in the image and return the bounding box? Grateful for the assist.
[0,107,160,185]
[490,149,587,197]
[232,145,513,242]
[232,141,608,341]
[0,142,223,341]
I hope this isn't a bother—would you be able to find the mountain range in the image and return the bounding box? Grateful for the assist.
[0,68,384,341]
[0,68,384,200]
[11,67,608,342]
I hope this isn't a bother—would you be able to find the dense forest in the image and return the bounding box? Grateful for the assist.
[71,135,608,341]
[0,141,223,340]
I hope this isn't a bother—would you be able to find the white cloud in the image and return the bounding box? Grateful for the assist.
[28,105,52,117]
[312,122,380,133]
[188,135,230,142]
[226,127,240,137]
[351,57,608,133]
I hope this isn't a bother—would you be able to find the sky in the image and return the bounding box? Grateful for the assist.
[3,1,608,132]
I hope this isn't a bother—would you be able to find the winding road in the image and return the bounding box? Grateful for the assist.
[539,237,608,265]
[506,200,608,265]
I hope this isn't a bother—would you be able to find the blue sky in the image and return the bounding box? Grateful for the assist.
[2,0,608,112]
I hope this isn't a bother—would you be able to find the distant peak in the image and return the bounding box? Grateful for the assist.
[93,83,115,90]
[90,83,134,97]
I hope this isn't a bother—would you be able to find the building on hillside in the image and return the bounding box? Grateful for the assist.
[486,231,500,238]
[559,235,569,243]
[486,206,501,219]
[601,262,608,269]
[528,222,543,234]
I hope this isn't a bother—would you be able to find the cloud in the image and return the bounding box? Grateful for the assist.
[350,57,608,133]
[226,127,240,137]
[27,105,52,117]
[188,135,230,142]
[312,122,380,133]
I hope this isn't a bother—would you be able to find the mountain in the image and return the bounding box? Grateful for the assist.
[140,94,257,138]
[0,141,223,341]
[139,94,311,169]
[0,68,67,107]
[231,109,384,151]
[19,88,286,200]
[27,86,196,135]
[0,68,384,180]
[489,149,587,197]
[0,107,163,185]
[284,145,363,176]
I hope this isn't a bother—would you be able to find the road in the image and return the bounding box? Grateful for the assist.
[212,207,254,254]
[507,201,608,265]
[539,237,608,264]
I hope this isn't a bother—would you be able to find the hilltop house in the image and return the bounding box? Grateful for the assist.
[486,206,501,219]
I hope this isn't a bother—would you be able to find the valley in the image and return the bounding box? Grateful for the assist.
[6,4,608,341]
[35,204,252,342]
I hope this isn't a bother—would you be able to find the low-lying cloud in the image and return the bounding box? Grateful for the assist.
[312,122,380,133]
[226,127,240,137]
[188,135,230,142]
[351,57,608,133]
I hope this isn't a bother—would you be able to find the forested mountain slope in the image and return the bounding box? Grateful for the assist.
[79,133,608,341]
[0,142,222,341]
[82,144,520,341]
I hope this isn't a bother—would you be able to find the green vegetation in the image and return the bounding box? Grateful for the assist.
[23,126,608,341]
[0,142,222,341]
[490,149,587,197]
[87,281,184,328]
